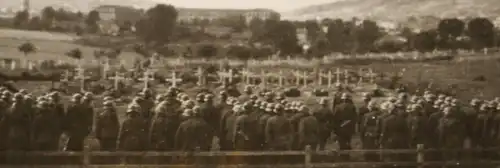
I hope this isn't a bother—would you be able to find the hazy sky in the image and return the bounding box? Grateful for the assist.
[154,0,337,12]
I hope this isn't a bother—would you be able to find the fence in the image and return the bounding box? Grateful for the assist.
[1,145,500,168]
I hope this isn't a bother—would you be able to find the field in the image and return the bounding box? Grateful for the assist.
[0,29,498,166]
[0,28,499,99]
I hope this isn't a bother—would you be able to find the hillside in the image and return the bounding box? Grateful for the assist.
[0,0,160,13]
[282,0,500,22]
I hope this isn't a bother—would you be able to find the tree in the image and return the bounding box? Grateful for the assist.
[27,16,42,30]
[326,19,348,53]
[227,45,252,60]
[41,7,56,29]
[85,10,101,33]
[356,20,383,53]
[304,20,320,43]
[198,44,218,58]
[18,42,36,56]
[400,27,416,50]
[266,20,300,56]
[66,48,83,60]
[467,17,495,50]
[437,18,465,50]
[414,30,438,52]
[142,4,178,45]
[13,10,30,28]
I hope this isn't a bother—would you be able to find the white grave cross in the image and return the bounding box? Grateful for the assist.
[109,73,125,89]
[139,70,155,89]
[74,67,90,92]
[166,72,182,87]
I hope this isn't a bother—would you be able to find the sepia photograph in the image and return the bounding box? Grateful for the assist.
[0,0,499,167]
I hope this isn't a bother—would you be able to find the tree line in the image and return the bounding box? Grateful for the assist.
[9,3,500,59]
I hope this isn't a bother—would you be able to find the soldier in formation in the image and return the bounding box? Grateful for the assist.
[0,84,498,166]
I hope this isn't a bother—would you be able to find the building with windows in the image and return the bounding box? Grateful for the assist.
[177,8,279,23]
[94,5,143,25]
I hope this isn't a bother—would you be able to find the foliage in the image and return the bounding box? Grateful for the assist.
[198,44,218,58]
[41,7,56,29]
[414,30,438,52]
[66,48,83,59]
[227,45,252,60]
[304,20,320,43]
[137,4,178,45]
[27,17,42,30]
[356,20,383,53]
[18,42,36,56]
[13,10,30,28]
[437,18,465,50]
[467,18,495,50]
[85,10,101,33]
[216,15,247,33]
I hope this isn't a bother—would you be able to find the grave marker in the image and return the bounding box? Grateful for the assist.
[60,70,71,83]
[74,66,90,92]
[334,68,342,85]
[367,68,376,84]
[139,69,155,89]
[109,73,125,90]
[195,67,205,86]
[166,71,182,88]
[260,70,267,87]
[344,69,349,85]
[278,70,284,87]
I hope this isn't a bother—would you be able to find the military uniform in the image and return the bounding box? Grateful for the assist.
[297,110,320,150]
[332,93,357,161]
[118,107,148,151]
[360,107,382,162]
[380,108,410,164]
[32,101,61,151]
[5,94,31,151]
[313,100,333,150]
[149,101,180,151]
[95,101,119,151]
[65,96,93,151]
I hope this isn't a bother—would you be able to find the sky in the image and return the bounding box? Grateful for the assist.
[154,0,337,12]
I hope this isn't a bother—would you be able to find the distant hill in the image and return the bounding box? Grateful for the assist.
[282,0,500,22]
[0,0,160,13]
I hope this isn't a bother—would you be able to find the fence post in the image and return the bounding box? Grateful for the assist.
[305,145,312,168]
[82,141,91,167]
[194,147,201,168]
[417,144,424,168]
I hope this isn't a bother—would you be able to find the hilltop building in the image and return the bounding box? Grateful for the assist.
[176,8,280,24]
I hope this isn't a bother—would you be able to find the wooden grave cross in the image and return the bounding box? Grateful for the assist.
[195,67,205,86]
[319,70,333,87]
[166,71,182,88]
[334,68,342,85]
[109,73,125,90]
[60,70,71,83]
[367,68,376,84]
[278,70,284,87]
[260,70,267,87]
[318,70,324,86]
[227,69,236,83]
[139,70,155,89]
[357,68,364,85]
[295,70,301,86]
[344,69,349,85]
[217,70,228,86]
[241,69,252,85]
[102,59,111,80]
[302,71,308,87]
[74,66,90,92]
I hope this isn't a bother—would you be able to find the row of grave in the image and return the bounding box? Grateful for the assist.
[62,65,396,93]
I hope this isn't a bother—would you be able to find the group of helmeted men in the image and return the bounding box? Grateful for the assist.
[0,84,499,164]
